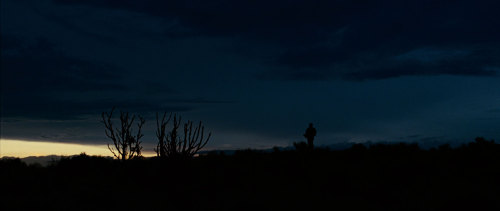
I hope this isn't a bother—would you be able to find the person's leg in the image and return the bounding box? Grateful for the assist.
[307,138,314,149]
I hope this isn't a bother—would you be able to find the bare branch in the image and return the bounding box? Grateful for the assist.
[101,108,145,160]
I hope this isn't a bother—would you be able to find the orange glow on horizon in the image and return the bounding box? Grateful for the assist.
[0,139,156,158]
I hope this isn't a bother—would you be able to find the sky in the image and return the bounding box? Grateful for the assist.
[1,0,500,157]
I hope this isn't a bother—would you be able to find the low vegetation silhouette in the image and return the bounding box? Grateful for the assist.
[2,137,500,210]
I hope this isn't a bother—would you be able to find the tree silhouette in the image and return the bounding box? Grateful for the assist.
[101,108,145,160]
[155,112,211,158]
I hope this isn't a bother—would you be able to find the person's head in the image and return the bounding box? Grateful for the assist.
[309,123,313,127]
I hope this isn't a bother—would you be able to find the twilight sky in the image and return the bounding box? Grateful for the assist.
[1,0,500,154]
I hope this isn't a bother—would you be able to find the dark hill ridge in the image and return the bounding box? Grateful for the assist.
[1,155,64,166]
[1,138,499,210]
[1,139,464,165]
[1,155,114,166]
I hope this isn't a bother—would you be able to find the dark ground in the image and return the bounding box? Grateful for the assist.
[1,138,500,210]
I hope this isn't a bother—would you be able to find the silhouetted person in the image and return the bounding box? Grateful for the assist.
[304,123,316,149]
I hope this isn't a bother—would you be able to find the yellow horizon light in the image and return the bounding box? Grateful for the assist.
[0,139,156,158]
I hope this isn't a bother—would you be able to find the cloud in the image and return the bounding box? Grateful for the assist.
[51,0,500,80]
[1,35,123,119]
[1,35,123,92]
[1,34,233,120]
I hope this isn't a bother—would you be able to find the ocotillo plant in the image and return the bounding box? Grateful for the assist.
[155,112,211,159]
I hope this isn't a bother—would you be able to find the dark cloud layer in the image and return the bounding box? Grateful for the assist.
[53,0,500,80]
[2,0,500,148]
[0,35,229,120]
[2,36,122,93]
